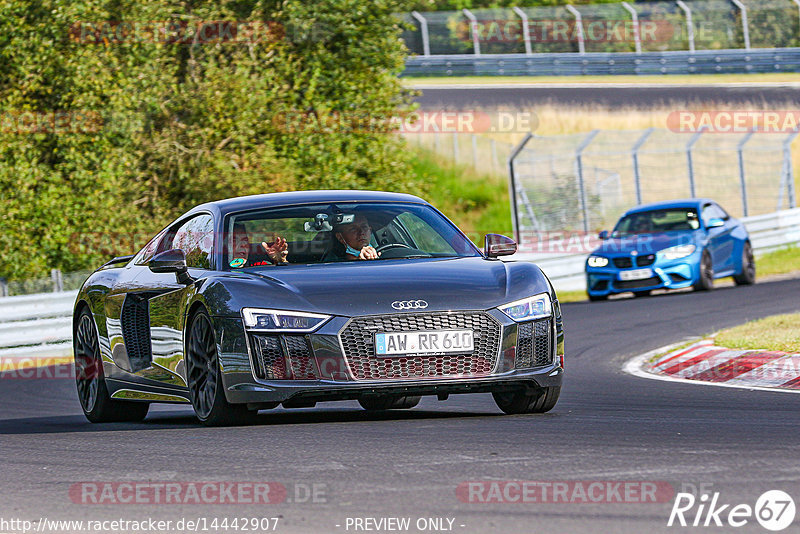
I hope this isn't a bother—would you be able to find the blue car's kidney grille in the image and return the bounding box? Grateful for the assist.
[339,312,501,380]
[636,254,656,267]
[613,257,633,268]
[514,319,553,369]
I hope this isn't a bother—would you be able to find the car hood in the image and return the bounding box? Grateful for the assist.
[592,231,697,256]
[204,257,551,317]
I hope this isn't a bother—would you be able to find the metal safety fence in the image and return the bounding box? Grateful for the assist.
[508,128,798,238]
[401,0,800,57]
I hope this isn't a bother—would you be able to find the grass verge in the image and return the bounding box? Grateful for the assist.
[757,246,800,277]
[715,313,800,353]
[408,146,511,242]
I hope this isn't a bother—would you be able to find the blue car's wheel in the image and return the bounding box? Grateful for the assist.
[693,251,714,291]
[734,242,756,286]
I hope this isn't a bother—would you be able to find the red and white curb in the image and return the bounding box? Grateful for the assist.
[624,340,800,394]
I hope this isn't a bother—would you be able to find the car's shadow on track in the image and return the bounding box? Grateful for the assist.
[0,407,507,435]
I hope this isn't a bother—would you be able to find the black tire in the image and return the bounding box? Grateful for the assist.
[693,251,714,291]
[186,309,258,426]
[633,290,652,298]
[492,386,561,415]
[74,309,149,423]
[733,242,756,286]
[358,395,421,411]
[588,293,608,302]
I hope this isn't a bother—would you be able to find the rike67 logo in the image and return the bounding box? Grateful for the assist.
[668,490,795,531]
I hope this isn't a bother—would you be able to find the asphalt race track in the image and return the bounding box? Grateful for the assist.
[413,84,800,109]
[2,277,800,533]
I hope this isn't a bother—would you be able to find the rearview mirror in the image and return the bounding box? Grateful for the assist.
[149,249,192,284]
[706,218,724,229]
[484,234,517,258]
[598,230,609,240]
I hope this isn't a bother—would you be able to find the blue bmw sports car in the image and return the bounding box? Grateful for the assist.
[585,199,755,301]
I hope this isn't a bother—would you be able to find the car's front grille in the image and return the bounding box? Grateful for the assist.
[613,257,633,268]
[339,312,501,380]
[615,276,661,290]
[636,254,656,267]
[251,334,317,380]
[514,319,553,369]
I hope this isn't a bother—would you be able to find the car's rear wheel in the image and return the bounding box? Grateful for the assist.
[358,395,421,411]
[693,251,714,291]
[733,242,756,285]
[186,309,258,426]
[492,386,561,415]
[74,309,149,423]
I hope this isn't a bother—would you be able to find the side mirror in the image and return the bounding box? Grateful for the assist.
[484,234,517,258]
[598,230,609,240]
[706,218,724,229]
[149,249,192,284]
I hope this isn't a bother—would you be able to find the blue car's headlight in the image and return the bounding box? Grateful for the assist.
[241,308,331,332]
[659,244,696,260]
[498,293,552,322]
[587,255,609,267]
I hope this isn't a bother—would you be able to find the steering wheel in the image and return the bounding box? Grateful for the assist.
[376,243,412,253]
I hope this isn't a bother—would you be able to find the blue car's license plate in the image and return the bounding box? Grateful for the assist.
[375,330,474,356]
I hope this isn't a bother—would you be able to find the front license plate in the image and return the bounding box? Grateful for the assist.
[375,330,474,356]
[619,268,654,281]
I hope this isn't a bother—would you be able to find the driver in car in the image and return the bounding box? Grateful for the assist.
[229,223,288,268]
[330,215,380,261]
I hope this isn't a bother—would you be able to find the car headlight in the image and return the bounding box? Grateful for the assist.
[659,244,696,260]
[241,308,331,332]
[498,293,552,322]
[587,255,609,267]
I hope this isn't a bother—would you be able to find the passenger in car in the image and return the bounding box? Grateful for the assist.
[229,223,288,268]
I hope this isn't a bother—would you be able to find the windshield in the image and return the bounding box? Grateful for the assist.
[612,208,700,237]
[223,202,480,269]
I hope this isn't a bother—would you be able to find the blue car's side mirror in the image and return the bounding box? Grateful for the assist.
[706,218,725,229]
[598,230,609,240]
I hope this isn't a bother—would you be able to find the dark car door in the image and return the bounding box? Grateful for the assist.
[127,213,216,387]
[702,202,735,273]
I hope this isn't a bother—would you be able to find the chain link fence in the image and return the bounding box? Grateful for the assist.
[403,0,800,56]
[0,269,92,297]
[509,128,798,237]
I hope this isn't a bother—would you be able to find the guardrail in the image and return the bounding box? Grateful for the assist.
[1,209,798,359]
[404,48,800,76]
[507,208,800,291]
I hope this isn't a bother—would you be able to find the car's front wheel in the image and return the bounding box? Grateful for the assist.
[733,242,756,285]
[492,386,561,415]
[74,309,149,423]
[693,251,714,291]
[186,309,258,426]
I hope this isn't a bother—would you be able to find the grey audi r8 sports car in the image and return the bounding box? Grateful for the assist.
[73,191,563,425]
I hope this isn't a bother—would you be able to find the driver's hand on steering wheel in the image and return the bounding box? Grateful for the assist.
[359,245,380,260]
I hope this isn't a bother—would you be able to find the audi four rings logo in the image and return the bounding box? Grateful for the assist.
[391,300,428,310]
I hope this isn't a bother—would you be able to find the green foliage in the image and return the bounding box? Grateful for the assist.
[0,0,422,280]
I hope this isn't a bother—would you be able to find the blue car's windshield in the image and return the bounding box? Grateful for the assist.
[612,208,700,238]
[223,202,480,269]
